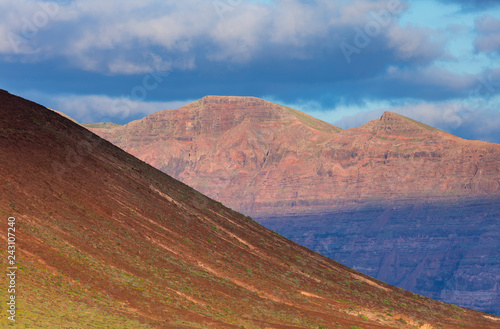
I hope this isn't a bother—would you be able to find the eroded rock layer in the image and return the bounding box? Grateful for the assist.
[88,96,500,216]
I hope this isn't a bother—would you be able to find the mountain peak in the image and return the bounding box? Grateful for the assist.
[198,95,262,103]
[133,95,342,135]
[361,110,442,136]
[380,110,401,120]
[192,95,281,107]
[185,95,289,116]
[86,97,500,216]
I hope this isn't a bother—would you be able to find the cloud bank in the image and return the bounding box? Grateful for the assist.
[1,0,499,143]
[0,0,444,73]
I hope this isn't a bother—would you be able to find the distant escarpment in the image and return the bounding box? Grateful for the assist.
[87,96,500,217]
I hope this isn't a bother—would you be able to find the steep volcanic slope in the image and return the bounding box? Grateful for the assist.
[88,96,500,216]
[4,92,498,327]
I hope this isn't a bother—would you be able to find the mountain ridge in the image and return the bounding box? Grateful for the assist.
[85,95,500,216]
[125,95,342,136]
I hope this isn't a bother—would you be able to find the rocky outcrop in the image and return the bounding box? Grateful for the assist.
[87,96,500,217]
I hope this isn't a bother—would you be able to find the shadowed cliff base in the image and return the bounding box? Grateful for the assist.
[258,197,500,316]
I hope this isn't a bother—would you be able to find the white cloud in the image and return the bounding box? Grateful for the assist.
[474,14,500,54]
[384,65,477,92]
[387,24,446,61]
[27,92,193,123]
[0,0,447,74]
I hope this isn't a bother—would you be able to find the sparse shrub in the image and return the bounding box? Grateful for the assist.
[450,304,464,313]
[396,318,407,324]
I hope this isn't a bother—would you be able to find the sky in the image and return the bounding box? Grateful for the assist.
[1,0,499,143]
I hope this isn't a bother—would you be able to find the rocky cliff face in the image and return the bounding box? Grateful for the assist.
[85,95,500,315]
[88,96,500,217]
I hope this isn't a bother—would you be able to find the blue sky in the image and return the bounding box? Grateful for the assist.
[1,0,499,142]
